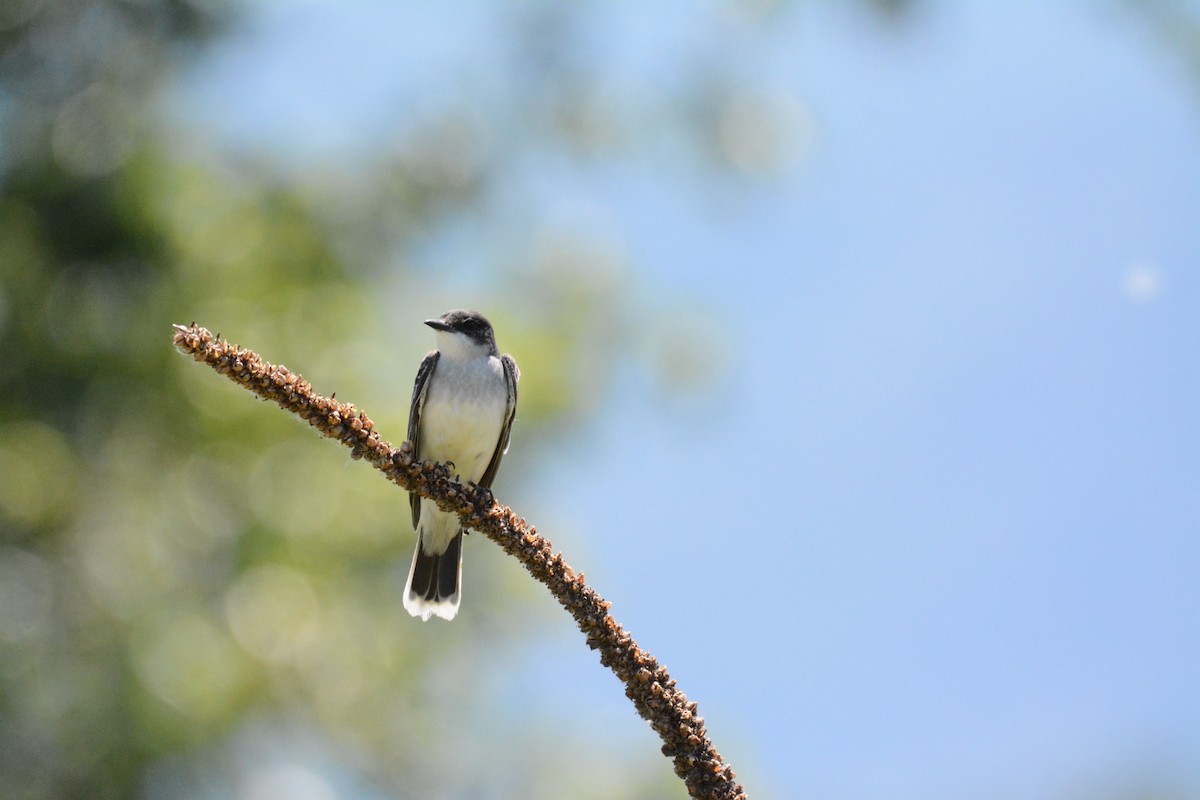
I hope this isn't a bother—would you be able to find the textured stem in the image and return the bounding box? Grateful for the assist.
[171,323,746,800]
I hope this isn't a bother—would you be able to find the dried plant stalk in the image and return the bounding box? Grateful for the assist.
[172,323,746,800]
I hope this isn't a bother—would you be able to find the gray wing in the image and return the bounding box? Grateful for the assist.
[408,351,440,528]
[477,354,519,490]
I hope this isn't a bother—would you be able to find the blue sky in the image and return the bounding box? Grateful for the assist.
[178,3,1199,798]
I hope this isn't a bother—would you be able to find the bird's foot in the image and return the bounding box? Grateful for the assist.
[467,482,496,507]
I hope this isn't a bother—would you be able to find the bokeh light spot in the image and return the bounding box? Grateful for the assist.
[0,422,76,526]
[241,763,337,800]
[716,87,814,175]
[132,611,244,718]
[168,170,265,271]
[51,83,138,177]
[248,440,342,537]
[225,564,320,664]
[397,113,485,190]
[1123,261,1163,303]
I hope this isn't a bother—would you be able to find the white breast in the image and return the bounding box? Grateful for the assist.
[419,354,508,484]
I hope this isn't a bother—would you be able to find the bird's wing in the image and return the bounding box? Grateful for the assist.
[478,354,519,490]
[408,351,440,528]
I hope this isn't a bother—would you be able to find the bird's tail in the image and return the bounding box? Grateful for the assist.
[403,530,463,621]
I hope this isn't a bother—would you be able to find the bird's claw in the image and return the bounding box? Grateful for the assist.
[464,481,493,504]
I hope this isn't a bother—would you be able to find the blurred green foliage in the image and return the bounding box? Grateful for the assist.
[0,2,679,798]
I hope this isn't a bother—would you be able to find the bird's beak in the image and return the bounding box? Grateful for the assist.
[425,319,452,332]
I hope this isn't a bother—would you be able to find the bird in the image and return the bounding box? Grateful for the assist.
[403,309,519,621]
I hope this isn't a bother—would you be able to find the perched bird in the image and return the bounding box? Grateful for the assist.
[403,309,519,621]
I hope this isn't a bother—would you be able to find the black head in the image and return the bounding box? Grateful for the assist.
[425,309,497,352]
